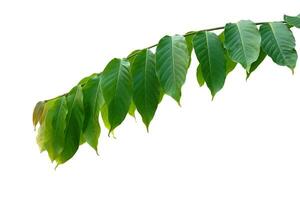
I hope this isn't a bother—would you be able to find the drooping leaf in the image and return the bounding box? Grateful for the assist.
[224,20,261,72]
[56,85,84,164]
[36,97,69,162]
[284,14,300,28]
[246,48,267,79]
[193,31,226,98]
[259,22,298,71]
[156,35,189,104]
[131,49,160,130]
[101,58,132,132]
[101,104,110,130]
[82,74,104,152]
[219,32,237,75]
[33,101,45,128]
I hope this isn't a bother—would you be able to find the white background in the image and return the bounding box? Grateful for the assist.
[0,0,300,199]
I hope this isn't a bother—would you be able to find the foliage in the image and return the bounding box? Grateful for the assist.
[33,14,300,165]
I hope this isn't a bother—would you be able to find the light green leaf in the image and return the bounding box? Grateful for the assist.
[218,32,237,75]
[193,31,226,98]
[33,101,45,128]
[284,14,300,28]
[132,49,160,130]
[196,64,205,87]
[82,74,104,152]
[101,58,132,132]
[56,85,84,164]
[156,35,189,104]
[78,73,98,85]
[36,97,68,161]
[224,20,261,72]
[128,100,136,118]
[101,104,110,130]
[259,22,298,71]
[246,48,267,79]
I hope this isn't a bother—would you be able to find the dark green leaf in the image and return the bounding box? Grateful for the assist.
[56,85,84,164]
[156,35,189,104]
[132,49,160,130]
[246,48,267,79]
[193,31,226,98]
[101,58,132,131]
[82,74,104,152]
[224,20,261,72]
[260,22,298,71]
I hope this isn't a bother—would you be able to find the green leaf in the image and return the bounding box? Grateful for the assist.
[259,22,298,71]
[196,64,205,87]
[78,73,98,85]
[193,31,226,98]
[246,48,267,79]
[131,49,160,130]
[82,74,104,152]
[33,101,45,128]
[224,20,261,72]
[101,58,132,131]
[101,104,110,130]
[185,32,195,68]
[56,85,84,164]
[156,35,189,104]
[284,14,300,28]
[128,100,136,118]
[36,97,69,161]
[218,32,237,75]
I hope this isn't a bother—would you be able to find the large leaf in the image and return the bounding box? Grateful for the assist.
[224,20,261,72]
[131,49,160,130]
[82,74,104,152]
[193,31,226,98]
[56,85,84,164]
[101,58,132,132]
[284,14,300,28]
[156,35,189,104]
[33,101,45,129]
[259,22,298,71]
[218,32,237,75]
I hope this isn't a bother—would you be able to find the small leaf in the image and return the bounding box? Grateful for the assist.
[33,101,45,128]
[78,73,98,85]
[56,85,84,164]
[101,58,132,131]
[196,64,205,87]
[132,49,160,130]
[193,31,226,98]
[185,32,195,68]
[259,22,298,71]
[128,100,136,118]
[284,14,300,28]
[156,35,189,104]
[82,74,104,152]
[224,20,261,72]
[246,48,267,79]
[218,32,237,75]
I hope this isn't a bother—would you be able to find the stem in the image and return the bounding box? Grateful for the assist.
[44,20,285,103]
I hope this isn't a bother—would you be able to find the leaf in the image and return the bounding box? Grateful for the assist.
[128,100,136,118]
[185,32,195,68]
[193,31,226,98]
[284,14,300,28]
[131,49,160,130]
[78,73,98,85]
[101,58,132,131]
[33,101,45,128]
[82,74,104,152]
[56,85,84,164]
[259,22,298,71]
[224,20,261,72]
[246,48,267,79]
[196,64,205,87]
[156,35,189,104]
[36,97,68,162]
[101,104,110,130]
[219,32,237,75]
